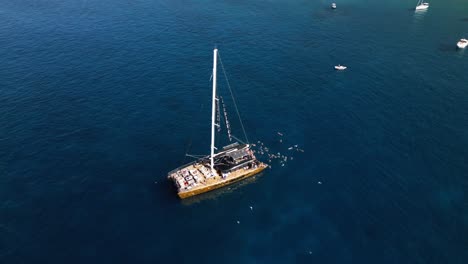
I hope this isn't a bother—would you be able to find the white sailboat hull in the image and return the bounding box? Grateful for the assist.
[415,3,429,10]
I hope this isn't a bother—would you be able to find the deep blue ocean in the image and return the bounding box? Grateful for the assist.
[1,0,468,263]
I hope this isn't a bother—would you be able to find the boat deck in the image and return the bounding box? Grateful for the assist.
[176,162,266,198]
[168,143,267,198]
[170,160,265,187]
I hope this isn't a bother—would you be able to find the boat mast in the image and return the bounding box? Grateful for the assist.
[210,48,218,172]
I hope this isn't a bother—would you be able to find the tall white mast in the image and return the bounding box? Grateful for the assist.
[210,48,218,172]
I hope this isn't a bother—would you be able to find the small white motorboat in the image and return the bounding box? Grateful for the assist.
[415,0,429,10]
[335,64,347,70]
[457,38,468,49]
[331,3,337,9]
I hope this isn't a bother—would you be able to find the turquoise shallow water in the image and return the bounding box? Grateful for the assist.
[1,0,468,263]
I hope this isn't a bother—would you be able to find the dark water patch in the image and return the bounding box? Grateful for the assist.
[438,43,459,52]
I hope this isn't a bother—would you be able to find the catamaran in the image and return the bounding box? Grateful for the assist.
[167,49,267,199]
[415,0,429,10]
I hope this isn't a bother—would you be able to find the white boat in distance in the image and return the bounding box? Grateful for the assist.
[457,39,468,49]
[415,0,429,10]
[335,64,347,70]
[331,3,337,9]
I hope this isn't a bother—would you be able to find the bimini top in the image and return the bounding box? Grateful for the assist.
[225,148,250,161]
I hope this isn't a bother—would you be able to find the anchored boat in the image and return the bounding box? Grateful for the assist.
[457,39,468,49]
[167,49,267,199]
[335,64,347,70]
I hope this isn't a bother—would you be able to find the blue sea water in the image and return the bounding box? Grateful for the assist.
[1,0,468,263]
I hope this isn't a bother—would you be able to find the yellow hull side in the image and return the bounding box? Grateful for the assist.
[178,165,266,199]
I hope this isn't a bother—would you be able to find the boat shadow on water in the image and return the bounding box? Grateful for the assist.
[180,172,266,206]
[438,43,464,52]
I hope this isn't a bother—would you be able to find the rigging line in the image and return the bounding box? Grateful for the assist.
[183,78,211,162]
[185,154,205,159]
[231,135,246,144]
[217,52,249,144]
